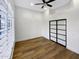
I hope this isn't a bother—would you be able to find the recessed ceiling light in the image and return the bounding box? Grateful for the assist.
[30,3,34,6]
[44,7,47,10]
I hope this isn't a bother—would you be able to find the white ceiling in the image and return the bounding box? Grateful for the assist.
[14,0,71,12]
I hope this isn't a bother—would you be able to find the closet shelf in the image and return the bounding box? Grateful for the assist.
[50,24,66,26]
[50,32,66,36]
[50,28,66,31]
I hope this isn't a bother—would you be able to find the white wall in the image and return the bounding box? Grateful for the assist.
[41,8,50,39]
[42,0,79,54]
[15,6,43,41]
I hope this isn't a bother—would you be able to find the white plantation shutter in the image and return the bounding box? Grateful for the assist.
[0,0,15,59]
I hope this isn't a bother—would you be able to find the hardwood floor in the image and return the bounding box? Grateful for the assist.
[13,37,79,59]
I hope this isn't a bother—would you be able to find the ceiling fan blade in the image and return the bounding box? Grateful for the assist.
[35,3,44,5]
[41,6,44,8]
[47,3,52,7]
[42,0,46,3]
[46,0,55,3]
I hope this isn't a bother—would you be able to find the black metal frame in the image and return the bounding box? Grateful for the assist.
[49,19,67,47]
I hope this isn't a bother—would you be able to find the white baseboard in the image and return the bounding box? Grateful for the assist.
[67,47,79,54]
[15,36,44,42]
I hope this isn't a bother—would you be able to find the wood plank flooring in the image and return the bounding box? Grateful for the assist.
[13,37,79,59]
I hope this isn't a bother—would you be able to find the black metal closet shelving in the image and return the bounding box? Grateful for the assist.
[49,19,67,47]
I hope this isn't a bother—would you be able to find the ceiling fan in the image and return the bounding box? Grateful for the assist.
[34,0,55,8]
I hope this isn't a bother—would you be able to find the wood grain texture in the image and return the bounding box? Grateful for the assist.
[13,37,79,59]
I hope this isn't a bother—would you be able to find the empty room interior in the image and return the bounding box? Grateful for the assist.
[0,0,79,59]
